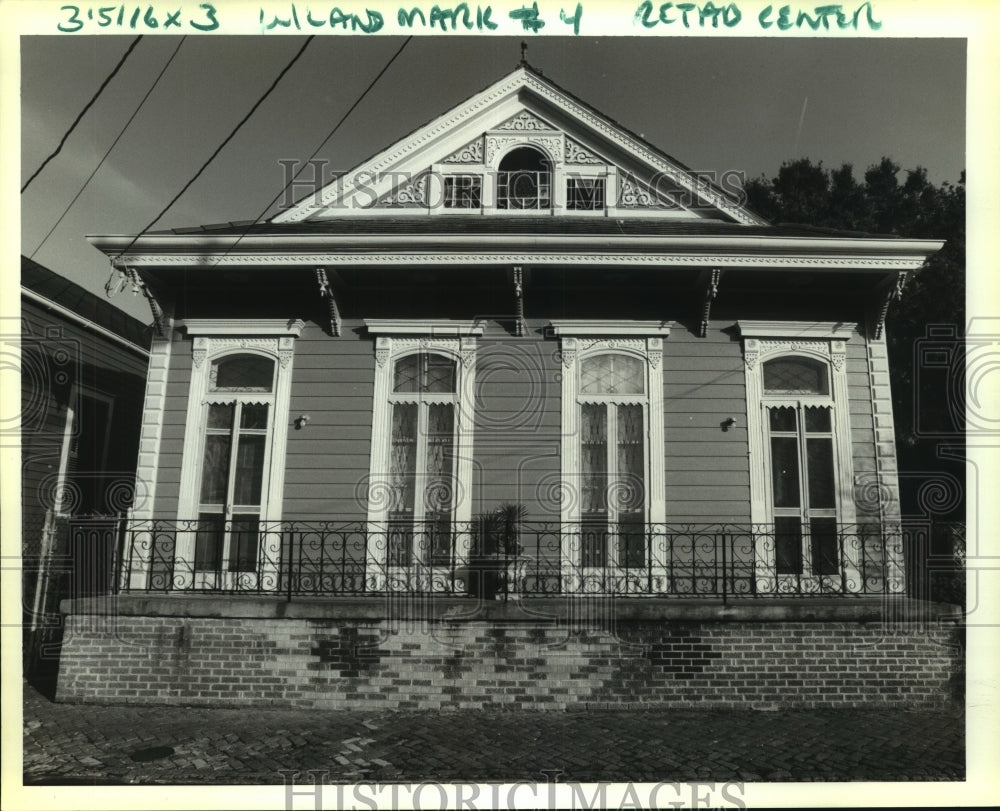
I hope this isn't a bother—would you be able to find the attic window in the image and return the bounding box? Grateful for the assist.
[444,175,481,209]
[567,178,605,211]
[497,147,550,210]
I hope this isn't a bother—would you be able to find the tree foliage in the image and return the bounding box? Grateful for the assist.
[745,158,966,522]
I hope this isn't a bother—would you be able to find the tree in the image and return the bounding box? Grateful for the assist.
[745,158,966,525]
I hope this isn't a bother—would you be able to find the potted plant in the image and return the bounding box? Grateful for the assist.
[467,502,526,600]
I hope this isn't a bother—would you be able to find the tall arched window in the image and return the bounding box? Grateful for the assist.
[387,352,459,568]
[761,356,839,576]
[552,321,669,592]
[738,322,864,592]
[364,322,481,592]
[169,319,302,592]
[578,353,647,568]
[497,146,551,210]
[195,353,276,575]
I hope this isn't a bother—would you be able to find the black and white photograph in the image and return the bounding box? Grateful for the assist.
[4,4,998,808]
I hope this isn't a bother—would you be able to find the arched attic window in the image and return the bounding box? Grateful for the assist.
[497,146,551,210]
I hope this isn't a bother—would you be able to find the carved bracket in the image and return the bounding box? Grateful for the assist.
[192,336,208,369]
[698,268,723,337]
[874,271,909,339]
[647,337,663,369]
[316,268,342,337]
[375,336,392,369]
[513,265,526,337]
[460,337,477,368]
[560,337,578,369]
[278,336,295,369]
[117,265,165,337]
[830,339,847,371]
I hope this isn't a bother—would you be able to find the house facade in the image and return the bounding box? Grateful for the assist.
[19,258,150,672]
[55,64,960,709]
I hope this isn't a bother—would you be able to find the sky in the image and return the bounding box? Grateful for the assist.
[18,35,967,321]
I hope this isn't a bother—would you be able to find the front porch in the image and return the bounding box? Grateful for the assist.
[53,518,962,709]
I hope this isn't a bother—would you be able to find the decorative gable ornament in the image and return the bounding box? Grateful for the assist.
[273,65,765,225]
[442,137,484,164]
[496,110,555,131]
[618,177,677,209]
[378,173,428,208]
[484,132,563,166]
[564,139,603,165]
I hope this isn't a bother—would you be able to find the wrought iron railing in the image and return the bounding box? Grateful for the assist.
[88,519,953,599]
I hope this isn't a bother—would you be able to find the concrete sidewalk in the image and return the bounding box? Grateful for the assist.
[22,678,963,785]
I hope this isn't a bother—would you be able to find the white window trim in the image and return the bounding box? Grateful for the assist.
[736,320,884,593]
[171,319,303,591]
[479,138,616,217]
[554,322,667,594]
[429,165,486,214]
[365,326,478,591]
[364,319,485,337]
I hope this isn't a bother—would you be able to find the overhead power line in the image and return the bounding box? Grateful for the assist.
[22,36,143,194]
[30,38,188,261]
[215,36,413,264]
[113,36,316,263]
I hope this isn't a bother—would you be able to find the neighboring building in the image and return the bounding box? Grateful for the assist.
[19,257,150,672]
[57,63,959,709]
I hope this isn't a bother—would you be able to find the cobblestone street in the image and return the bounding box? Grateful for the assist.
[21,678,963,786]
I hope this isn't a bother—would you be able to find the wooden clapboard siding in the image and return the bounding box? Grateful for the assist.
[844,331,881,518]
[20,297,147,541]
[151,336,192,517]
[282,320,373,522]
[662,324,750,524]
[473,337,561,519]
[145,314,886,530]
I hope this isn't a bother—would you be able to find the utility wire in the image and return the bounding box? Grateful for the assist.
[112,36,315,263]
[213,36,413,265]
[30,38,188,261]
[22,36,143,194]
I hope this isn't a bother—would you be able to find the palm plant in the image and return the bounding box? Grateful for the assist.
[474,502,527,556]
[468,502,527,599]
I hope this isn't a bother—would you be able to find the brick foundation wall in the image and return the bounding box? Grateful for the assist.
[55,606,959,709]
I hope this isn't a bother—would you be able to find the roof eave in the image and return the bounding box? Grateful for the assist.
[88,232,944,273]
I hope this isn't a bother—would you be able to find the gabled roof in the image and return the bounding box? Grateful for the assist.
[271,63,768,226]
[87,62,944,274]
[155,217,894,239]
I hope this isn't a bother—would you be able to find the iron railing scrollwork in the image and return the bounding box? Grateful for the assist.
[70,518,962,600]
